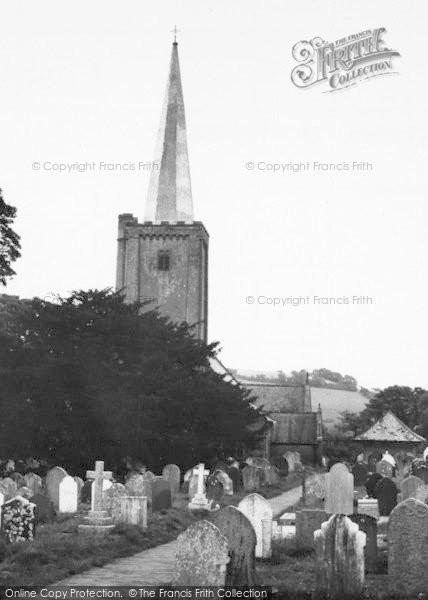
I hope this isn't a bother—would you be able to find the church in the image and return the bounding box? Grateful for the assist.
[115,38,322,463]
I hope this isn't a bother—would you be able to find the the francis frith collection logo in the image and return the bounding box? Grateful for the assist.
[291,28,400,92]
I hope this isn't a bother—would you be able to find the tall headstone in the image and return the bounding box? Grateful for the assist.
[283,451,295,473]
[78,461,114,534]
[349,514,377,573]
[152,477,172,512]
[325,463,354,515]
[1,496,36,543]
[374,477,398,516]
[401,475,424,500]
[352,462,369,487]
[58,475,78,513]
[237,493,273,558]
[314,514,366,598]
[74,477,84,503]
[103,482,127,522]
[172,521,229,585]
[162,464,181,497]
[119,496,147,528]
[242,466,264,492]
[32,493,56,523]
[45,467,67,510]
[296,509,328,550]
[376,460,393,479]
[210,506,256,586]
[389,498,428,595]
[24,473,42,497]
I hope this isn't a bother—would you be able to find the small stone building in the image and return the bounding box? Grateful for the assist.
[354,410,426,458]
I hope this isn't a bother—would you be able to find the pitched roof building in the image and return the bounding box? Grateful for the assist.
[354,410,426,457]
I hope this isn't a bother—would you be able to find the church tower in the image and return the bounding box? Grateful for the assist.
[116,39,209,342]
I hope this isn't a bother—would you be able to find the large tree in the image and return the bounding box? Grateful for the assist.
[0,189,21,285]
[0,290,259,475]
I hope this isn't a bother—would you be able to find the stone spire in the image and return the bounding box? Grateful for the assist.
[144,41,193,224]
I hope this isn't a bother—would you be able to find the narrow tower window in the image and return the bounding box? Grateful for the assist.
[157,250,170,271]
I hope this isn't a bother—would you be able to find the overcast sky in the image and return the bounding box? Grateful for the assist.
[1,0,427,390]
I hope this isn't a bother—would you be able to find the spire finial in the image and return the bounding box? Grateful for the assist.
[171,25,180,44]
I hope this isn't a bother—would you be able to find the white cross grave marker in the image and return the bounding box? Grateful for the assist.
[86,461,112,513]
[193,463,209,497]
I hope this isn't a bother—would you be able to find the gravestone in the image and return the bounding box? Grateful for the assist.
[325,463,354,515]
[352,462,369,487]
[314,514,366,598]
[58,475,78,513]
[91,479,112,511]
[79,461,114,534]
[103,482,127,521]
[125,474,152,508]
[365,472,383,498]
[401,475,424,500]
[210,506,256,585]
[32,493,56,523]
[237,493,273,558]
[45,466,67,510]
[188,472,199,500]
[415,484,428,504]
[349,514,377,573]
[188,463,211,512]
[1,478,17,501]
[283,451,295,473]
[271,454,289,476]
[293,451,303,470]
[295,509,328,550]
[119,496,147,528]
[206,474,224,503]
[74,477,84,503]
[376,460,393,479]
[81,480,92,504]
[24,472,42,497]
[357,499,379,519]
[1,496,36,543]
[162,464,181,497]
[389,498,428,595]
[242,466,264,492]
[214,470,233,496]
[152,477,172,512]
[172,520,229,585]
[374,477,398,516]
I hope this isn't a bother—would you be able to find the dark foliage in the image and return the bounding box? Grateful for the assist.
[0,189,21,285]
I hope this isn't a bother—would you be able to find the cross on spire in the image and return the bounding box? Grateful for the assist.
[171,25,180,43]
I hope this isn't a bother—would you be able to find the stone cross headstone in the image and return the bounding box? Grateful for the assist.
[91,479,112,511]
[314,514,366,598]
[86,461,112,512]
[365,472,383,498]
[58,475,78,513]
[389,498,428,595]
[242,465,264,492]
[374,477,398,516]
[401,475,424,501]
[45,467,67,510]
[172,520,229,585]
[162,464,181,497]
[152,477,172,511]
[349,514,377,573]
[376,460,393,479]
[103,482,127,521]
[352,462,369,487]
[296,509,328,550]
[211,505,256,586]
[188,463,211,512]
[325,463,354,515]
[237,493,273,558]
[119,496,147,528]
[24,473,42,497]
[1,496,36,543]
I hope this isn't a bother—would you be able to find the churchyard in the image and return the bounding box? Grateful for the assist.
[2,449,428,597]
